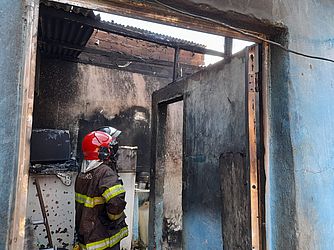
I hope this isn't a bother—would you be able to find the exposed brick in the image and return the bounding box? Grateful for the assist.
[87,30,205,66]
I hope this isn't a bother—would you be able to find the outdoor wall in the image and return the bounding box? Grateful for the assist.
[178,0,334,249]
[33,57,169,170]
[3,0,334,249]
[0,0,28,248]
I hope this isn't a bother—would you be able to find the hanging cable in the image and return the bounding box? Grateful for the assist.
[153,0,334,63]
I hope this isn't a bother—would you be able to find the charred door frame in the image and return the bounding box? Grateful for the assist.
[150,80,184,249]
[150,46,267,250]
[14,0,275,249]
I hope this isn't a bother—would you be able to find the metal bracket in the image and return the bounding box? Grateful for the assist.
[56,172,72,186]
[249,73,259,92]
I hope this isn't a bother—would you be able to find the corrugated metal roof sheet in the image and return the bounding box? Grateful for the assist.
[96,18,206,48]
[38,1,206,60]
[38,3,94,59]
[40,0,95,18]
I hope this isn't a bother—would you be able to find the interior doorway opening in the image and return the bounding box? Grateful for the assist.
[13,1,271,249]
[151,44,264,249]
[162,101,183,249]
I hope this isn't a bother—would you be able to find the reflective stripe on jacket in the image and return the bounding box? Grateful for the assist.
[79,227,128,250]
[75,163,128,248]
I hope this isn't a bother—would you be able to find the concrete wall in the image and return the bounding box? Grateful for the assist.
[175,0,334,249]
[3,0,334,249]
[183,53,248,249]
[162,101,183,249]
[0,0,26,248]
[149,52,250,250]
[33,57,169,170]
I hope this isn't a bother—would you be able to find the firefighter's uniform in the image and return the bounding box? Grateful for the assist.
[75,130,128,250]
[75,163,128,250]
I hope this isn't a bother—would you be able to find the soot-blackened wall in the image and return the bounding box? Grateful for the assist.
[150,51,250,249]
[162,101,183,250]
[179,1,334,249]
[33,57,169,170]
[183,52,249,249]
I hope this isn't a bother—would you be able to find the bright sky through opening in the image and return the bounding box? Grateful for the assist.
[95,11,254,66]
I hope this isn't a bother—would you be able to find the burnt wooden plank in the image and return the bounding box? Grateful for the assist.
[49,0,268,41]
[182,52,249,249]
[152,80,184,105]
[56,56,172,78]
[220,152,251,250]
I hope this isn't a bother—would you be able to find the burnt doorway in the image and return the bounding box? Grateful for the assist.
[13,0,270,249]
[150,45,263,249]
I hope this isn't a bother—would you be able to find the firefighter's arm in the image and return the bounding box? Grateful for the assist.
[99,167,127,219]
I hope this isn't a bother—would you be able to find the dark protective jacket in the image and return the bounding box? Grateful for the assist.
[75,163,128,250]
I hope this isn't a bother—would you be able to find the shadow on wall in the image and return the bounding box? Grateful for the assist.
[77,106,150,169]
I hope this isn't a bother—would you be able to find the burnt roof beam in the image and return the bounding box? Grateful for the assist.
[63,57,171,78]
[40,5,225,58]
[39,39,138,61]
[44,55,199,79]
[38,40,201,68]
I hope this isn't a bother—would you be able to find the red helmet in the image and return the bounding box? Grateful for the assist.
[82,131,116,160]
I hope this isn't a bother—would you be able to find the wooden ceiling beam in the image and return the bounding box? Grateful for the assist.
[48,0,264,42]
[43,54,199,79]
[38,39,204,67]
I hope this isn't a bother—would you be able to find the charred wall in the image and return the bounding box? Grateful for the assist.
[182,52,249,249]
[2,0,333,249]
[150,51,250,249]
[33,56,169,171]
[162,101,183,250]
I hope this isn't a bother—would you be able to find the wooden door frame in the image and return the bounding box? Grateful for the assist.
[9,0,40,249]
[246,44,265,250]
[150,47,267,250]
[150,80,184,249]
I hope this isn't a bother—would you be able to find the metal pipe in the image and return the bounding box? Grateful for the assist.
[35,178,53,248]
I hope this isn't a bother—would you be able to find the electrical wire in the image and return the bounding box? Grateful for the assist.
[153,0,334,63]
[117,61,132,68]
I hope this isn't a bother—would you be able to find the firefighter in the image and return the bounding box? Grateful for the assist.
[74,130,128,250]
[97,126,122,139]
[96,126,122,171]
